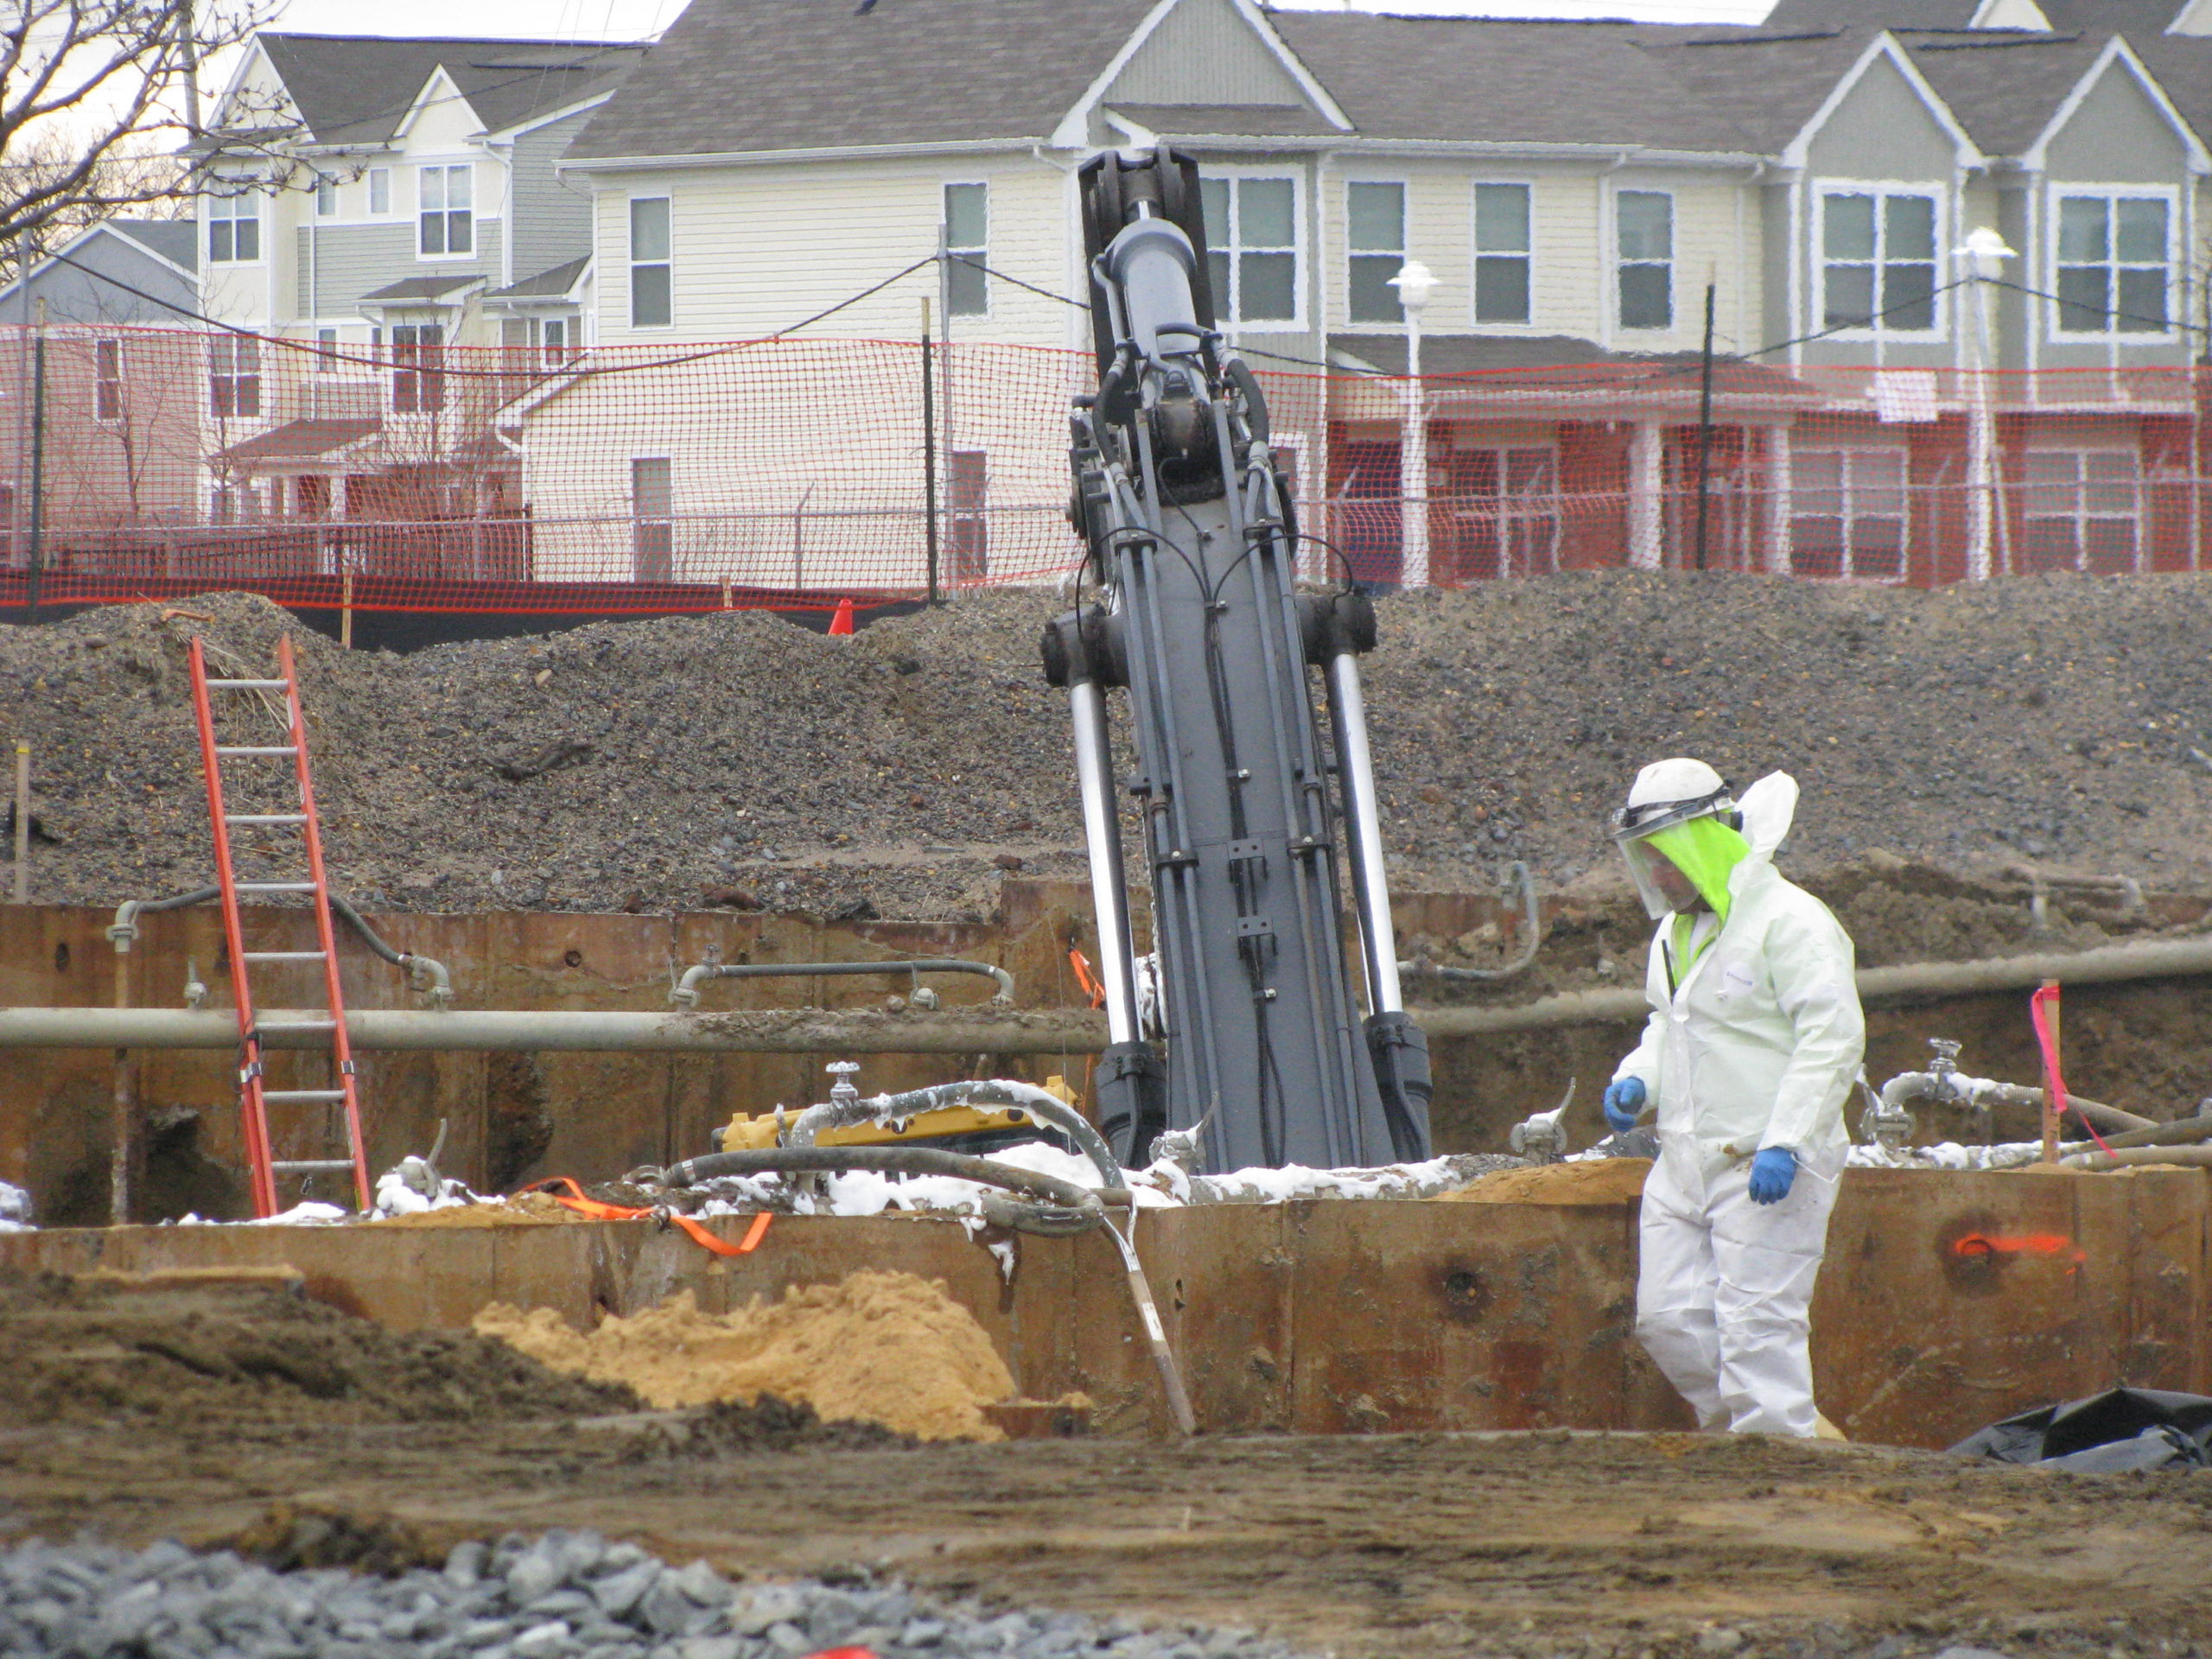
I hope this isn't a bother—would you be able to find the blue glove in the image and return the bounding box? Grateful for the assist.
[1602,1077,1646,1135]
[1748,1147,1797,1205]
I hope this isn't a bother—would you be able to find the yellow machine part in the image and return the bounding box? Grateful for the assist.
[716,1077,1079,1153]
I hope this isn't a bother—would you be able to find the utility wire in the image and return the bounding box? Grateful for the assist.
[31,246,939,381]
[1988,275,2209,341]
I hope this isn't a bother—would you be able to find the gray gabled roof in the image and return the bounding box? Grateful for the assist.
[486,256,589,300]
[1269,15,1764,151]
[248,33,650,147]
[564,0,1158,161]
[361,273,484,302]
[106,219,199,272]
[1901,30,2111,156]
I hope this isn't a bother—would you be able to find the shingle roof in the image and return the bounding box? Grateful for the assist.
[486,257,590,300]
[1902,30,2108,156]
[250,33,650,147]
[1105,104,1340,138]
[360,273,485,301]
[215,419,381,465]
[1328,332,1816,403]
[1627,26,1901,155]
[563,0,1157,161]
[1270,15,1761,150]
[106,219,198,271]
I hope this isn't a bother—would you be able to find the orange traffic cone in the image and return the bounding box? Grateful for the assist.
[828,597,855,636]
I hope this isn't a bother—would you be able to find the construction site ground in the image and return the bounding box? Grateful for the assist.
[4,1278,2210,1658]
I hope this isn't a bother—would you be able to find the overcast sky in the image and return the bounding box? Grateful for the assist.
[257,0,1777,42]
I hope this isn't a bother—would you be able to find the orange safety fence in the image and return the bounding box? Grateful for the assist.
[3,323,2209,618]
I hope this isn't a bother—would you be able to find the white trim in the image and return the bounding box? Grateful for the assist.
[1046,0,1351,152]
[2171,0,2212,35]
[1967,0,2051,28]
[626,191,675,331]
[1467,176,1536,331]
[2021,35,2211,175]
[413,160,480,261]
[942,177,992,321]
[2041,181,2182,344]
[1611,185,1677,335]
[392,66,479,143]
[1199,163,1308,334]
[487,88,622,145]
[1779,33,1984,175]
[1808,179,1948,343]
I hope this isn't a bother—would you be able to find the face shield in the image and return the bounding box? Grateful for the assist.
[1610,787,1736,922]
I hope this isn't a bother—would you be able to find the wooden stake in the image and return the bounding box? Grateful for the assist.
[11,739,28,903]
[340,569,354,650]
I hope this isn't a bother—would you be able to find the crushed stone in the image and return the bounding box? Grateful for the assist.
[0,1532,1318,1659]
[474,1270,1016,1440]
[9,571,2212,920]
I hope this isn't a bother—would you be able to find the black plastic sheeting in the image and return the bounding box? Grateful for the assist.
[1949,1387,2212,1472]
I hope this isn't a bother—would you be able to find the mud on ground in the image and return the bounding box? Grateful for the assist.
[10,571,2212,921]
[3,1279,2209,1659]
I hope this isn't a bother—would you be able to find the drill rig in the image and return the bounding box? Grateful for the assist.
[1046,145,1431,1177]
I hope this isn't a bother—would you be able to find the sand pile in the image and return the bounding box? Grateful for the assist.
[474,1269,1015,1441]
[1441,1158,1653,1205]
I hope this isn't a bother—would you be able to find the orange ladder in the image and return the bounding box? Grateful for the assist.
[187,634,371,1217]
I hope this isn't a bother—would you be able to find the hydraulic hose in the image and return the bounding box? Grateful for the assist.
[2061,1113,2212,1155]
[107,886,453,1007]
[1401,861,1541,984]
[654,1143,1117,1210]
[786,1077,1128,1192]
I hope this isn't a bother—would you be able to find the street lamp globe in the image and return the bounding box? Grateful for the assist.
[1388,259,1439,318]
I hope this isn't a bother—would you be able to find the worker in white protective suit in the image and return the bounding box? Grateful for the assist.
[1601,759,1863,1439]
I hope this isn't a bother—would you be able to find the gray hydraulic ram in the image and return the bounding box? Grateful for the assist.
[1042,144,1430,1174]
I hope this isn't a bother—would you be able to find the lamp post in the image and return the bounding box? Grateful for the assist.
[1956,226,2014,582]
[1389,259,1438,588]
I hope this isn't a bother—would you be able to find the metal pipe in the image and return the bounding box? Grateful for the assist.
[1878,1069,2153,1135]
[106,887,454,1007]
[2060,1145,2212,1172]
[670,956,1012,1011]
[0,1006,1109,1053]
[1325,650,1402,1014]
[1417,930,2212,1038]
[1402,861,1542,983]
[1069,676,1140,1046]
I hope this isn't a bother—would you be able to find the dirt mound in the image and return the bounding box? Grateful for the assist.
[10,573,2212,919]
[1440,1158,1652,1205]
[474,1270,1014,1440]
[0,1271,637,1429]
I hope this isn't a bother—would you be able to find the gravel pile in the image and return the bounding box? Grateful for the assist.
[7,570,2212,920]
[0,1534,1312,1659]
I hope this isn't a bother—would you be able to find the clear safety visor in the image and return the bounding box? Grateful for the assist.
[1609,790,1732,921]
[1617,834,1691,921]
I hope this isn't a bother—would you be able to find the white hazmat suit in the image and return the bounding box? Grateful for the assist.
[1611,772,1864,1438]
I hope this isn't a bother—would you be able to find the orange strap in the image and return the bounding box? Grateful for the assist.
[525,1177,766,1259]
[1068,948,1106,1010]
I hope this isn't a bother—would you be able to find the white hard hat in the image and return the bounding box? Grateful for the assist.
[1613,756,1735,842]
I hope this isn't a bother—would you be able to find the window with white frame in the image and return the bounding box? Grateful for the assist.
[1790,447,1908,581]
[1473,183,1531,324]
[94,340,124,423]
[418,164,473,256]
[1442,445,1560,578]
[1820,188,1938,333]
[368,168,391,215]
[630,197,671,327]
[2023,448,2142,573]
[1198,175,1298,327]
[209,336,260,419]
[1616,190,1673,331]
[2055,193,2170,335]
[207,191,260,264]
[1346,181,1405,325]
[632,457,673,582]
[541,316,572,365]
[314,176,336,218]
[390,323,445,414]
[944,182,988,317]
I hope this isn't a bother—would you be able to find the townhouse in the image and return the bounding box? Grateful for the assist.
[160,0,2212,594]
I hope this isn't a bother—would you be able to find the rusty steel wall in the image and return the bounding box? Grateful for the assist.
[4,1169,2203,1448]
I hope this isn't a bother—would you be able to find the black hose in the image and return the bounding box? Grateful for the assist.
[2075,1113,2212,1154]
[137,886,220,913]
[658,1144,1122,1211]
[124,885,412,968]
